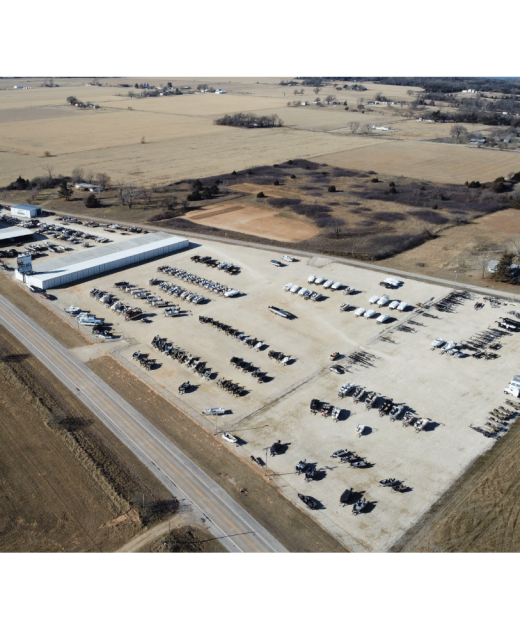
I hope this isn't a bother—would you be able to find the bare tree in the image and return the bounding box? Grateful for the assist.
[450,124,468,139]
[348,121,360,134]
[84,171,95,184]
[361,123,372,135]
[116,181,126,206]
[66,96,77,105]
[95,173,111,189]
[313,87,322,95]
[43,164,54,180]
[163,196,178,211]
[71,167,85,183]
[324,94,337,105]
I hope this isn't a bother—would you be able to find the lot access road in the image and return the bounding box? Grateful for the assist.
[0,293,286,554]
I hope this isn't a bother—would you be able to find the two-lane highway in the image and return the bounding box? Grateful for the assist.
[0,293,287,553]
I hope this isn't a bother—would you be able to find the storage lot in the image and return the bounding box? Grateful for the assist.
[13,237,520,551]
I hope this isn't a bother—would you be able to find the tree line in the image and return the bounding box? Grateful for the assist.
[214,113,283,128]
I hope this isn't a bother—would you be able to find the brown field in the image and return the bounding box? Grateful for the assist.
[0,325,173,552]
[379,208,520,287]
[0,76,481,188]
[187,201,316,241]
[393,418,520,553]
[313,140,520,184]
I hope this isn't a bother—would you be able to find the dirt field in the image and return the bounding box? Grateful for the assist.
[0,324,173,552]
[392,417,520,552]
[187,201,316,241]
[313,141,520,184]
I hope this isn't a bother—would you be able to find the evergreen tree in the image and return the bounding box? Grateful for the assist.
[491,252,515,283]
[85,193,101,208]
[57,181,73,200]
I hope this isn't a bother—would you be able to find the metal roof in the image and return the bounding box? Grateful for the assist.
[33,232,184,273]
[11,204,40,212]
[25,232,188,288]
[0,226,34,241]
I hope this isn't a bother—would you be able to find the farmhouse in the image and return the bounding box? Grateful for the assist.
[74,183,103,192]
[10,204,41,218]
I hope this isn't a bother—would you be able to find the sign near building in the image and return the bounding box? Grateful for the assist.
[17,254,33,274]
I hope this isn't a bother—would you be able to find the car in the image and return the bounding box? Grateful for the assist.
[330,365,345,374]
[282,255,296,262]
[270,260,283,267]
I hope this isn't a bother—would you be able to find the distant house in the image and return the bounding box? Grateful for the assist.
[74,183,103,192]
[470,137,487,143]
[301,101,309,106]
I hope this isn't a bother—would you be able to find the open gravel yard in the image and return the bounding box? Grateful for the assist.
[17,235,519,551]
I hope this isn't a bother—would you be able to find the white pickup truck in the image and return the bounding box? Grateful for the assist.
[504,375,520,397]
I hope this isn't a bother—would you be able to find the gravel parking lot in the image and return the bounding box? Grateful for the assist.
[19,233,520,552]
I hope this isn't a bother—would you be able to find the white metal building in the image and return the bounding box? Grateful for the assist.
[11,204,41,218]
[18,232,188,289]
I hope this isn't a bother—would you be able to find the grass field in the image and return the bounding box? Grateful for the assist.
[392,417,520,552]
[313,140,520,184]
[0,324,173,552]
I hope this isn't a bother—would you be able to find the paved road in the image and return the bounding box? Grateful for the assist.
[0,294,286,553]
[2,199,516,300]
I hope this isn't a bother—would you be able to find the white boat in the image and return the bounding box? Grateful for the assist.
[284,283,294,291]
[282,255,296,262]
[64,306,81,315]
[290,285,301,294]
[323,280,334,289]
[224,289,240,297]
[354,307,367,317]
[364,309,377,319]
[203,407,226,415]
[315,276,325,285]
[298,287,309,297]
[377,295,390,307]
[397,301,409,312]
[221,432,238,443]
[389,300,400,310]
[308,274,316,283]
[431,338,446,348]
[441,341,457,351]
[377,314,390,324]
[369,295,379,304]
[355,424,365,437]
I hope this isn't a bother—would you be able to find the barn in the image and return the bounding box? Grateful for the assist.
[11,204,41,218]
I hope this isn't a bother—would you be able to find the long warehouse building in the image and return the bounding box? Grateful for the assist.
[17,232,189,288]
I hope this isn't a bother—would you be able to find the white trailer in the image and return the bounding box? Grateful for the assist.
[397,301,409,312]
[354,307,367,317]
[290,284,301,294]
[323,280,334,289]
[504,375,520,397]
[369,295,379,304]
